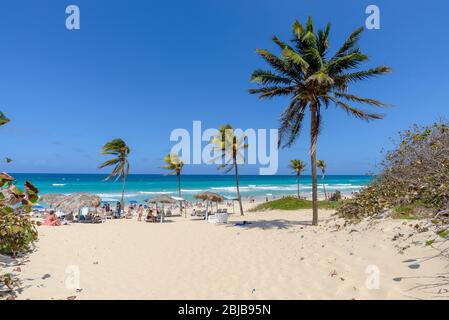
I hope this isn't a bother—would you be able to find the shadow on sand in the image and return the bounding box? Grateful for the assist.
[226,219,313,230]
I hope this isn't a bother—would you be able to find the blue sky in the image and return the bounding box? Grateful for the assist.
[0,0,448,175]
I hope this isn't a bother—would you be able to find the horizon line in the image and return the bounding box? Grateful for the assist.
[8,172,374,177]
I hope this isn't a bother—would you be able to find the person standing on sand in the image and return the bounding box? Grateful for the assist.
[137,204,144,221]
[115,202,121,218]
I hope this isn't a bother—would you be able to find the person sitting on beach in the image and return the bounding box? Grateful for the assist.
[145,209,157,223]
[42,211,61,226]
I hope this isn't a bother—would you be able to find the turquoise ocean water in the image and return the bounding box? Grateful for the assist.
[12,173,373,203]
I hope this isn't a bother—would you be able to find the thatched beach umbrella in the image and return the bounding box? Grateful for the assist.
[194,191,224,203]
[40,194,68,208]
[194,192,224,220]
[145,194,176,223]
[53,192,101,216]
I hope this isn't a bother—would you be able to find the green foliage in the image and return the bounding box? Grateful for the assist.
[391,204,419,220]
[161,153,184,175]
[0,112,10,126]
[209,124,248,174]
[337,122,449,221]
[0,174,39,257]
[0,113,39,257]
[249,17,391,149]
[249,196,337,211]
[98,138,130,181]
[438,229,449,239]
[425,239,435,246]
[289,159,306,175]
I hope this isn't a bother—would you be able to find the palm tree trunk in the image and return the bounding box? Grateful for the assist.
[177,172,184,217]
[121,170,127,210]
[310,103,319,226]
[234,158,244,216]
[297,174,300,199]
[322,172,327,200]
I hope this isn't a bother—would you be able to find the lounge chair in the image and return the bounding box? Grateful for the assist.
[208,212,229,224]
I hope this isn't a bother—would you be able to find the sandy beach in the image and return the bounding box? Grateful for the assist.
[3,200,447,300]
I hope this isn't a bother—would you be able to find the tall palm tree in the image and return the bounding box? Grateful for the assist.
[289,159,306,198]
[317,159,327,200]
[98,139,130,209]
[249,17,390,225]
[161,153,185,216]
[209,124,247,216]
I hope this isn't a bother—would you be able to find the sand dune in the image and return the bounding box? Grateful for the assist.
[5,204,448,300]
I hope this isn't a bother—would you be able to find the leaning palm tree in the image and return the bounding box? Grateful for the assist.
[209,124,247,216]
[289,159,306,198]
[317,159,327,200]
[98,139,130,209]
[249,17,390,225]
[161,153,185,216]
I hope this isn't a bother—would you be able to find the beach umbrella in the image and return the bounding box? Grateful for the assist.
[145,195,176,223]
[145,194,176,204]
[194,191,224,203]
[40,194,68,208]
[194,192,224,220]
[53,192,101,216]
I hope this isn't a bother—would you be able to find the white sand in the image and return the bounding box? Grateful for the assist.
[4,202,449,300]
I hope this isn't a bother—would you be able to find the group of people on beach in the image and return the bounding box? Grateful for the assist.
[101,202,166,222]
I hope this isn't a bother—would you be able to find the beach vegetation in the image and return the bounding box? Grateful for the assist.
[0,175,39,257]
[0,114,39,257]
[209,124,247,215]
[249,17,390,225]
[289,159,306,198]
[249,196,337,212]
[337,122,449,222]
[99,139,130,209]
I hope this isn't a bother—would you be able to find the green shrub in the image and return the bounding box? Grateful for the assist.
[250,196,338,211]
[337,122,449,221]
[0,173,39,257]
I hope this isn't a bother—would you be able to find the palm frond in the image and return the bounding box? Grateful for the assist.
[334,92,387,107]
[332,98,384,121]
[332,27,364,59]
[248,86,296,100]
[250,69,292,85]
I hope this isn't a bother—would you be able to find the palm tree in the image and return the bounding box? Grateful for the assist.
[98,139,130,209]
[0,112,10,126]
[161,153,185,216]
[249,17,390,225]
[317,159,327,200]
[209,124,247,216]
[289,160,306,198]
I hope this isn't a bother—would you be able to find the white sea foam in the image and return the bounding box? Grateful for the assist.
[52,183,66,186]
[138,191,173,195]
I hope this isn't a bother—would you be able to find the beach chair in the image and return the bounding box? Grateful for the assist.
[105,211,113,219]
[216,212,229,223]
[208,212,228,224]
